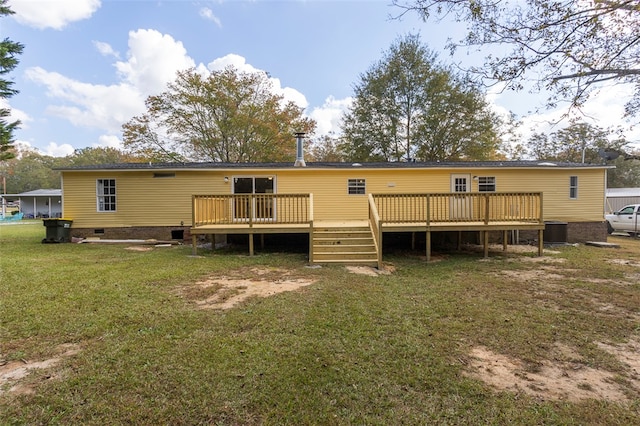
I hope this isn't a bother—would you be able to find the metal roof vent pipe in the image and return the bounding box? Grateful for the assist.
[294,132,306,167]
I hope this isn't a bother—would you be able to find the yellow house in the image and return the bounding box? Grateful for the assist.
[59,160,610,267]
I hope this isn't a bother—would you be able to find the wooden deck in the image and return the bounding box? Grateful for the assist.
[190,193,545,265]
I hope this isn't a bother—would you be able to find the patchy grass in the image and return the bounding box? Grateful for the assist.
[1,224,639,424]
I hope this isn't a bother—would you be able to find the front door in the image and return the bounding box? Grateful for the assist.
[233,177,275,221]
[450,174,472,220]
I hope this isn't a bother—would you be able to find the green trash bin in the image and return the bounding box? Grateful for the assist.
[42,218,73,243]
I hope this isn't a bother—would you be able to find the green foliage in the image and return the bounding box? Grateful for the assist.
[0,147,145,193]
[307,133,345,162]
[0,0,24,161]
[525,120,640,187]
[341,34,502,162]
[528,121,612,163]
[394,0,640,116]
[123,67,316,163]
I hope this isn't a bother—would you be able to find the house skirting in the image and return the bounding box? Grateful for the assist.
[70,226,192,242]
[511,221,607,244]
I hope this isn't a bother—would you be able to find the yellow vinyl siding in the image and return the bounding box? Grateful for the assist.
[62,165,606,227]
[62,171,230,228]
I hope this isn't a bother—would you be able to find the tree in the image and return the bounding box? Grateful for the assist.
[0,0,24,161]
[393,1,640,115]
[526,121,621,163]
[306,133,345,162]
[123,67,315,163]
[607,152,640,187]
[524,120,640,186]
[65,146,142,166]
[340,34,502,162]
[0,150,60,194]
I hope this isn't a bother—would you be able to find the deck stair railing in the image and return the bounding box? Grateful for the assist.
[192,194,313,227]
[371,192,543,225]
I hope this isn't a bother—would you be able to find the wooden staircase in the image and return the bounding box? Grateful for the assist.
[311,224,379,267]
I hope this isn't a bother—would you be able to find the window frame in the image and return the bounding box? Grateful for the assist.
[477,176,496,192]
[569,176,578,199]
[347,178,366,195]
[96,178,117,212]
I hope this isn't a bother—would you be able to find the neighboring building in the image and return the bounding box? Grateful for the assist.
[1,189,62,218]
[58,160,610,265]
[606,188,640,212]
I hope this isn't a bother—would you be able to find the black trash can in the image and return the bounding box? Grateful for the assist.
[42,218,73,243]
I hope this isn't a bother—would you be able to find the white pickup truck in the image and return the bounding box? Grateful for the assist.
[605,204,640,235]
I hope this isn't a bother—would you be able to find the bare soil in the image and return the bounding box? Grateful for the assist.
[178,266,318,310]
[468,253,640,402]
[466,341,640,402]
[0,344,81,396]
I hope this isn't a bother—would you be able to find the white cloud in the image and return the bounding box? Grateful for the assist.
[95,134,122,149]
[207,54,309,109]
[309,96,352,137]
[10,0,101,30]
[0,99,31,129]
[199,7,222,27]
[25,29,198,136]
[115,29,196,96]
[93,40,119,58]
[25,66,145,132]
[43,141,75,157]
[489,83,640,151]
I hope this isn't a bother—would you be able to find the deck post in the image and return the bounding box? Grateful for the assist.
[309,222,314,264]
[503,230,508,252]
[192,234,197,256]
[426,230,431,262]
[538,229,544,257]
[249,233,254,256]
[411,232,416,250]
[483,230,489,258]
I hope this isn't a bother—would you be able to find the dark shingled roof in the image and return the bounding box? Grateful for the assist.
[57,160,611,171]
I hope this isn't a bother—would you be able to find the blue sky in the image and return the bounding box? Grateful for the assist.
[3,0,639,157]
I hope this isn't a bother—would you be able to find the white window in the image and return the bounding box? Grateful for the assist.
[478,176,496,192]
[348,178,366,195]
[97,179,116,212]
[569,176,578,199]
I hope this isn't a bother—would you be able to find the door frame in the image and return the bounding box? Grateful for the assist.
[450,174,472,220]
[231,176,276,222]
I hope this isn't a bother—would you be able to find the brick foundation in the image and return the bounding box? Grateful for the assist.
[566,221,607,243]
[508,221,607,244]
[70,226,192,242]
[68,221,608,246]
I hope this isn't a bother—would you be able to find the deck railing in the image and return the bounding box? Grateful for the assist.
[368,194,382,269]
[192,194,313,227]
[371,192,543,225]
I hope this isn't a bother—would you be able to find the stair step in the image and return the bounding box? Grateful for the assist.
[313,252,377,260]
[313,232,372,239]
[313,244,376,253]
[311,225,378,267]
[313,238,374,245]
[313,259,379,267]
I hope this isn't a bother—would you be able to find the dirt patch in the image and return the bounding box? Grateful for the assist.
[125,246,153,252]
[180,266,316,310]
[608,259,640,268]
[345,265,394,276]
[0,343,81,396]
[500,269,567,282]
[466,340,640,402]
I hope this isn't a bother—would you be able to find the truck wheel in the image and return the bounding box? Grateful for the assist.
[606,222,614,234]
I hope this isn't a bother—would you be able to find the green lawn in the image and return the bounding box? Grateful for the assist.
[1,223,639,424]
